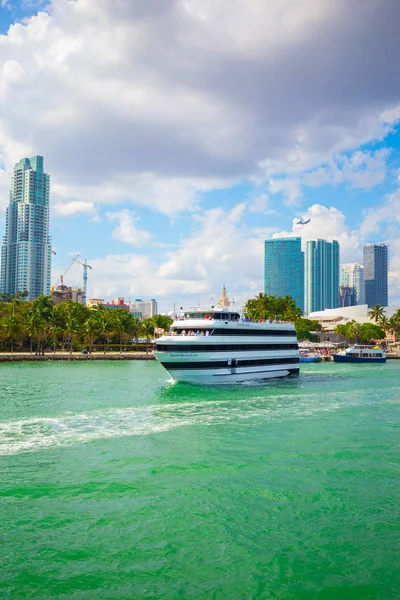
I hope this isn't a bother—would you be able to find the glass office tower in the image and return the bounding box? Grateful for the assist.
[341,263,365,305]
[0,156,52,300]
[304,239,340,314]
[363,243,388,307]
[264,237,304,312]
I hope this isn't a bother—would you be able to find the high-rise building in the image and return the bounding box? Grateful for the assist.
[304,239,340,314]
[264,237,304,312]
[341,263,365,305]
[0,156,51,300]
[130,298,158,319]
[339,285,357,308]
[363,243,388,307]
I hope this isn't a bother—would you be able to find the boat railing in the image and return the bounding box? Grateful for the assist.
[167,329,215,337]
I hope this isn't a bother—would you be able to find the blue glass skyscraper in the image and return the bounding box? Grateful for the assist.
[304,239,340,314]
[363,243,388,307]
[0,156,52,300]
[264,237,304,312]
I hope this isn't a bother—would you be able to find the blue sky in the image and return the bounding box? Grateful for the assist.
[1,0,400,311]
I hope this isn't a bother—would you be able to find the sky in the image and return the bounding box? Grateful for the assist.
[1,0,400,313]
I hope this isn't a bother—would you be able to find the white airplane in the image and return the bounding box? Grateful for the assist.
[296,218,311,225]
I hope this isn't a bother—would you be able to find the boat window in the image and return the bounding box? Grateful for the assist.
[183,312,225,320]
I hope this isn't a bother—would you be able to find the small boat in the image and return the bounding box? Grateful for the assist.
[333,345,386,364]
[299,351,322,363]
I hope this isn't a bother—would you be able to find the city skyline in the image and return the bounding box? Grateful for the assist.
[1,2,400,311]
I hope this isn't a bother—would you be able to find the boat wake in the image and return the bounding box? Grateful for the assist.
[0,390,365,456]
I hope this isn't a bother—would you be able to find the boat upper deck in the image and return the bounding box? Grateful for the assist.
[155,311,297,344]
[170,309,295,332]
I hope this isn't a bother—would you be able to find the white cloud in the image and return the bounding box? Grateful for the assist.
[359,188,400,238]
[107,209,152,247]
[268,177,302,206]
[269,149,390,203]
[0,0,400,214]
[52,200,95,216]
[247,193,274,214]
[85,201,273,308]
[273,203,362,262]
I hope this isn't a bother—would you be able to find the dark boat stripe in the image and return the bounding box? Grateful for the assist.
[160,357,299,370]
[156,343,299,352]
[170,328,295,337]
[213,367,300,377]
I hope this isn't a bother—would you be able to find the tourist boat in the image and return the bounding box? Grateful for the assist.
[333,345,386,364]
[153,309,300,384]
[299,351,322,363]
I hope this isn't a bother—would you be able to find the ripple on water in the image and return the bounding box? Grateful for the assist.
[0,383,383,456]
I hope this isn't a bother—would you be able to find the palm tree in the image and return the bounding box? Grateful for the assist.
[141,319,155,353]
[244,293,302,322]
[94,312,113,354]
[112,310,136,353]
[2,314,23,353]
[46,309,64,353]
[82,316,99,354]
[64,315,80,355]
[389,313,400,337]
[25,312,45,354]
[59,301,85,354]
[368,304,385,323]
[377,315,390,339]
[32,295,53,340]
[152,314,173,332]
[130,316,141,345]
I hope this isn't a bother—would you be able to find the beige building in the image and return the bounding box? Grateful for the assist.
[51,285,84,305]
[217,286,230,308]
[308,304,399,335]
[87,298,105,308]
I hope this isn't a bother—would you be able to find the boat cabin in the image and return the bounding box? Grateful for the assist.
[182,311,242,322]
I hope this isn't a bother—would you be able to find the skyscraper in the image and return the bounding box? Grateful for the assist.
[304,239,340,314]
[363,243,388,307]
[0,156,52,300]
[341,263,365,305]
[264,237,304,312]
[339,285,357,307]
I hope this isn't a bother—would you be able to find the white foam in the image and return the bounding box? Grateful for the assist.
[0,390,364,456]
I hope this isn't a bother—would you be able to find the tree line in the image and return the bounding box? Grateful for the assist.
[0,295,173,354]
[333,304,400,344]
[244,293,321,340]
[243,295,398,344]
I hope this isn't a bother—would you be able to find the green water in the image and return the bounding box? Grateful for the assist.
[1,361,399,600]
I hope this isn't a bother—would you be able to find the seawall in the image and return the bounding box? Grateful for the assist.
[0,352,156,362]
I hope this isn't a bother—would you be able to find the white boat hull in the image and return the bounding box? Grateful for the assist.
[154,357,299,384]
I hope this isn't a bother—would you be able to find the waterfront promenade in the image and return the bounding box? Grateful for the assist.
[0,351,156,362]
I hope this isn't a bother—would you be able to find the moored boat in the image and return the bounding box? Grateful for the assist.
[153,308,300,384]
[299,351,322,363]
[333,345,386,363]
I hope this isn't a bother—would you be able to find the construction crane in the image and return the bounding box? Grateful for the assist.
[74,257,92,304]
[53,253,80,288]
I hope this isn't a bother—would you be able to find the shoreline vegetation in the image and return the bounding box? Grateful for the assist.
[0,351,156,362]
[0,293,392,360]
[0,294,173,355]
